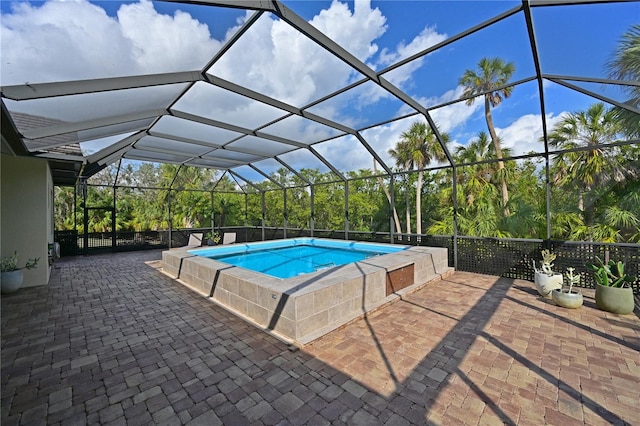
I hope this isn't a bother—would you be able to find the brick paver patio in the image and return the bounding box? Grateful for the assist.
[2,250,638,425]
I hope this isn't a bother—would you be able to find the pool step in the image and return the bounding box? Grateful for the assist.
[313,262,335,271]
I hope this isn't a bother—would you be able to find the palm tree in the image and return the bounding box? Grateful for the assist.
[546,103,627,231]
[459,57,515,215]
[453,132,521,237]
[454,131,510,207]
[389,121,449,235]
[389,141,413,235]
[216,198,235,229]
[372,159,402,235]
[606,24,640,138]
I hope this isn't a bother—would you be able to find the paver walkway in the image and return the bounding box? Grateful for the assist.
[2,250,639,425]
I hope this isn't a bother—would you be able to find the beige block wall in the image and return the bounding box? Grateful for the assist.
[163,246,451,343]
[1,154,52,287]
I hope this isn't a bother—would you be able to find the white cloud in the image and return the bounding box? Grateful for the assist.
[211,0,388,108]
[495,112,566,156]
[378,26,447,85]
[352,26,448,106]
[379,25,446,65]
[117,1,220,74]
[311,0,387,64]
[425,86,482,134]
[1,0,220,85]
[2,0,132,84]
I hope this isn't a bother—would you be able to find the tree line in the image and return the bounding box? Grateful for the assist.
[53,114,639,244]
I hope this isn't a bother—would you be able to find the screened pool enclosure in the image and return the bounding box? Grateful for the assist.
[1,0,638,291]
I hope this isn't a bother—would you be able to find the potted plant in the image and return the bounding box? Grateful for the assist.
[586,257,635,314]
[1,251,39,294]
[205,231,221,246]
[552,267,583,308]
[532,249,563,298]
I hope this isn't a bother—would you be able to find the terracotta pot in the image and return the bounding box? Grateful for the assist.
[552,289,583,309]
[534,271,563,298]
[595,283,634,315]
[1,270,24,294]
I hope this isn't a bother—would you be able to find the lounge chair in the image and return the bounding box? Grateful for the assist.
[222,232,236,245]
[186,232,203,247]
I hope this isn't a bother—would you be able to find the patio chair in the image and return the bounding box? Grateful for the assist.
[186,232,203,247]
[222,232,236,245]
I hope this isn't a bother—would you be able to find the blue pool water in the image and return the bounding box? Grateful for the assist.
[190,238,406,279]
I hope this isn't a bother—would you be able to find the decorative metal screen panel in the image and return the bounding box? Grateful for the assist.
[550,241,639,292]
[457,237,543,281]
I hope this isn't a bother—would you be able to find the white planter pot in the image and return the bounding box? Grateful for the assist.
[1,270,24,294]
[534,271,563,298]
[552,289,583,309]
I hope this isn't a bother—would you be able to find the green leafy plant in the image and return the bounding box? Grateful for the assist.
[586,257,634,288]
[1,251,40,272]
[563,267,581,294]
[205,231,221,244]
[532,249,558,276]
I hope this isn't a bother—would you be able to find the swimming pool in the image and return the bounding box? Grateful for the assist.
[190,238,406,279]
[163,238,451,344]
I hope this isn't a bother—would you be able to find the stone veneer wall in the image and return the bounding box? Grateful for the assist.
[162,246,451,345]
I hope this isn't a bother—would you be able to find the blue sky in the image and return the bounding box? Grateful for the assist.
[1,0,637,178]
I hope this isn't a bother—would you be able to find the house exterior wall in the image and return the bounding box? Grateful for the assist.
[1,154,53,287]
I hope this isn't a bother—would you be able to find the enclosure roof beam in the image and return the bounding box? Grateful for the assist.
[1,102,29,155]
[379,79,454,166]
[24,125,148,153]
[162,7,264,133]
[88,130,146,164]
[171,110,308,149]
[547,78,640,115]
[147,131,223,149]
[308,146,346,182]
[21,109,165,140]
[113,159,123,188]
[33,152,85,162]
[148,131,272,160]
[1,71,203,101]
[200,10,264,73]
[427,76,537,113]
[97,145,135,166]
[127,144,210,161]
[353,132,392,176]
[274,157,311,185]
[269,1,379,83]
[249,164,285,189]
[228,169,260,190]
[522,1,550,153]
[211,170,228,191]
[379,5,522,76]
[352,76,536,137]
[168,164,183,190]
[205,76,355,134]
[542,74,640,87]
[162,0,272,12]
[530,0,636,7]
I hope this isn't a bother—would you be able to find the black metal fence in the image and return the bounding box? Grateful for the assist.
[451,237,639,294]
[54,227,639,293]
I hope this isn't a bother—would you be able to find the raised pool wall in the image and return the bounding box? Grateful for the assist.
[162,240,452,345]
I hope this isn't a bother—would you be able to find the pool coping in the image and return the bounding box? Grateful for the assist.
[187,238,408,279]
[162,239,452,345]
